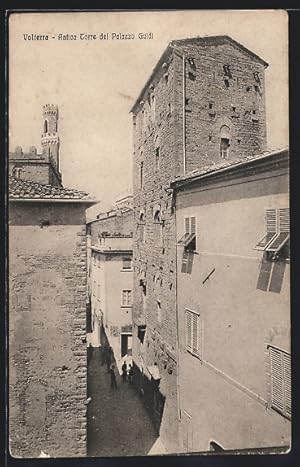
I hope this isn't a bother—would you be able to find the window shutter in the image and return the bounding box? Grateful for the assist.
[185,217,190,234]
[190,217,196,234]
[283,353,291,417]
[266,209,277,233]
[279,208,289,233]
[192,313,198,353]
[270,347,285,413]
[186,311,192,351]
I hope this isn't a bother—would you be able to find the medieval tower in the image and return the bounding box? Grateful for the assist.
[41,104,60,171]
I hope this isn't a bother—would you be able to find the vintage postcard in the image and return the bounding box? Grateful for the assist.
[8,10,290,458]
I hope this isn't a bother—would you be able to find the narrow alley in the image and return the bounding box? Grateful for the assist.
[87,347,166,457]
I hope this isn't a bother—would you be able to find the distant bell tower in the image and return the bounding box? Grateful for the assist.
[41,104,60,170]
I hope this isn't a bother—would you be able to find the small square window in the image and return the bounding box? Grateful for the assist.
[122,257,132,270]
[121,290,132,307]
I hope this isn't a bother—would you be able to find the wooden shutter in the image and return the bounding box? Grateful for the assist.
[186,311,192,351]
[192,313,199,354]
[190,217,196,234]
[185,217,190,234]
[279,208,289,232]
[266,209,277,233]
[283,352,291,417]
[269,347,291,418]
[270,347,285,413]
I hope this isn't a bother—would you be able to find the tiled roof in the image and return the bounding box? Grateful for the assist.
[9,175,93,201]
[171,148,289,186]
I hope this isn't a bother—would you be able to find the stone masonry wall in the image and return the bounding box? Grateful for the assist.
[174,41,267,172]
[9,204,88,458]
[132,51,180,452]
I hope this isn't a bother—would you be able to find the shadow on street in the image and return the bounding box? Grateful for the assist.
[87,347,160,457]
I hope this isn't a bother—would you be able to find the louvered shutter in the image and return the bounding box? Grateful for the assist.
[186,311,192,351]
[185,217,190,234]
[283,353,291,417]
[279,208,289,232]
[266,209,277,232]
[192,313,198,354]
[270,347,285,413]
[190,217,196,234]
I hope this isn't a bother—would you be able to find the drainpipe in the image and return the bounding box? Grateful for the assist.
[182,54,186,175]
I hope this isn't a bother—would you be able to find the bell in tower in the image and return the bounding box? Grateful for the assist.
[41,104,60,171]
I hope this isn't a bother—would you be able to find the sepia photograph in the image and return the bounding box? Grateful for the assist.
[8,9,290,458]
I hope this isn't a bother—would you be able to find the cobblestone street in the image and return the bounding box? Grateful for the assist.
[87,347,166,457]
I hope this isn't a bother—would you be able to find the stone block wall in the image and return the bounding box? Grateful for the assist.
[9,202,88,458]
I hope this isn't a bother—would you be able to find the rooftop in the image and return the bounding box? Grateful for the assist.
[131,35,268,113]
[170,148,289,188]
[9,175,95,202]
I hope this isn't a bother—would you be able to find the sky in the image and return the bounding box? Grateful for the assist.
[9,10,288,217]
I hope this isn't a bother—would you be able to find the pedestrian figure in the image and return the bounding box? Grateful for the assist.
[101,345,107,366]
[128,364,134,384]
[106,347,112,372]
[121,361,127,383]
[109,364,117,389]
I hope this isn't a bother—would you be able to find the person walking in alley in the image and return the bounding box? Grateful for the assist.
[121,361,127,383]
[128,364,134,384]
[106,346,112,372]
[109,364,117,390]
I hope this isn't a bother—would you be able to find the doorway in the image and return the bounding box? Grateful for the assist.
[121,333,132,357]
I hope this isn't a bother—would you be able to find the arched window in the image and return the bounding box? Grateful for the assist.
[153,207,163,245]
[220,125,230,158]
[138,211,145,243]
[44,120,48,133]
[12,167,22,179]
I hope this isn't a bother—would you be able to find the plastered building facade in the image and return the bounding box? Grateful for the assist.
[131,36,269,451]
[87,207,133,371]
[172,149,290,452]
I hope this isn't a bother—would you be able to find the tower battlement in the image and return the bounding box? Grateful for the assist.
[43,104,58,117]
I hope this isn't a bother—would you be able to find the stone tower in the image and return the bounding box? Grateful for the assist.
[41,104,60,171]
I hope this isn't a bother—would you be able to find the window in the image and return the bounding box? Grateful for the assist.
[121,290,132,307]
[155,147,160,171]
[44,120,48,133]
[122,257,132,270]
[254,208,289,256]
[12,167,23,179]
[220,125,230,158]
[157,300,161,323]
[186,309,201,357]
[138,212,145,243]
[178,216,196,251]
[138,325,146,343]
[268,346,291,419]
[140,161,144,189]
[220,138,230,158]
[253,71,261,83]
[153,209,163,246]
[223,64,232,78]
